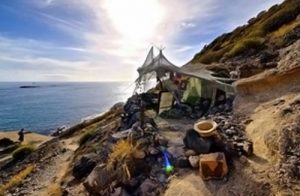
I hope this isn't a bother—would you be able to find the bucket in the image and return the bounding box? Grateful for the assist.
[194,120,217,137]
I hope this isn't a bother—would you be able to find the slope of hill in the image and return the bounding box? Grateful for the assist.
[190,0,300,78]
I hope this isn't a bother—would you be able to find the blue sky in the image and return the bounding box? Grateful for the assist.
[0,0,283,81]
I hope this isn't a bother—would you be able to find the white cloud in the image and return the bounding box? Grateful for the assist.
[0,0,284,81]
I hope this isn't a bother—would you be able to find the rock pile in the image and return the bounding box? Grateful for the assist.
[160,95,234,119]
[205,112,253,157]
[277,122,300,187]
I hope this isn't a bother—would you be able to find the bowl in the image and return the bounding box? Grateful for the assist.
[194,120,217,137]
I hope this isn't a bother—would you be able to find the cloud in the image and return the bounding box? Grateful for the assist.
[0,0,284,81]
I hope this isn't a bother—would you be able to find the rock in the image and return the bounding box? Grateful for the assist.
[133,150,146,159]
[0,138,14,147]
[111,187,122,196]
[72,154,98,180]
[167,146,185,159]
[157,173,167,183]
[239,155,249,165]
[148,146,160,155]
[199,152,228,180]
[83,165,113,194]
[183,129,212,154]
[155,134,168,146]
[188,156,200,168]
[185,149,197,156]
[174,157,190,168]
[281,106,293,116]
[138,179,157,196]
[242,141,253,156]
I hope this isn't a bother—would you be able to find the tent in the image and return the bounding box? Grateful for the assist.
[135,47,235,106]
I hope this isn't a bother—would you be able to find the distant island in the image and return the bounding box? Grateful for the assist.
[19,86,40,89]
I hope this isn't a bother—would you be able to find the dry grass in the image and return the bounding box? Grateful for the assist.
[44,183,62,196]
[226,37,265,57]
[12,144,35,160]
[107,139,139,182]
[0,164,34,196]
[78,130,96,146]
[193,0,300,63]
[273,19,300,38]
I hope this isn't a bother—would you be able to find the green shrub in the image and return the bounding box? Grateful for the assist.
[78,131,95,146]
[262,2,300,33]
[12,145,35,160]
[197,47,229,64]
[226,37,265,57]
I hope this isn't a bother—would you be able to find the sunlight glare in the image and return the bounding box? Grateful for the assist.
[103,0,165,41]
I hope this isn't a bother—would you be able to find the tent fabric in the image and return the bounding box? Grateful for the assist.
[135,47,235,95]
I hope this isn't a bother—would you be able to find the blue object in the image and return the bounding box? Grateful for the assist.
[163,149,174,173]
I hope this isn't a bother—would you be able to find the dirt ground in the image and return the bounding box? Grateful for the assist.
[165,92,300,196]
[0,131,52,147]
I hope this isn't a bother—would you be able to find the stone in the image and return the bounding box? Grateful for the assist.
[83,165,113,194]
[157,173,167,183]
[0,138,14,147]
[183,129,212,154]
[185,149,197,156]
[72,154,98,180]
[138,179,157,196]
[133,150,146,159]
[281,106,293,116]
[199,152,228,180]
[155,134,168,146]
[174,157,190,168]
[242,141,253,156]
[239,155,249,165]
[148,146,160,155]
[188,155,200,168]
[167,146,185,159]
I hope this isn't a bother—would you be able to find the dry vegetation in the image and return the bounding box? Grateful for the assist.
[107,139,139,182]
[78,130,96,146]
[12,144,35,160]
[0,164,34,196]
[44,183,62,196]
[193,0,300,63]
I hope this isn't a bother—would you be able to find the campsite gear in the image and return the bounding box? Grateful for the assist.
[134,47,235,108]
[199,152,228,180]
[158,91,174,114]
[194,120,217,137]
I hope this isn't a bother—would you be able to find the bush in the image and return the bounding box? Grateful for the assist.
[107,140,139,182]
[12,145,35,160]
[226,37,265,57]
[262,2,300,33]
[197,48,228,64]
[78,131,95,146]
[0,164,34,195]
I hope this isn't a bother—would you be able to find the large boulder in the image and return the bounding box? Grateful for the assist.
[138,178,159,196]
[183,129,212,154]
[0,137,14,147]
[83,164,114,195]
[72,153,98,180]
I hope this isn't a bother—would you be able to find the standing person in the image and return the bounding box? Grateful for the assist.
[18,128,25,143]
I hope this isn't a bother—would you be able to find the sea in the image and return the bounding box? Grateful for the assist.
[0,82,134,134]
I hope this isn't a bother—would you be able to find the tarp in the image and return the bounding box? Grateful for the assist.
[135,47,235,96]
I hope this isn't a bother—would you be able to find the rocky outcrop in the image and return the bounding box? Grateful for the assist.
[72,153,99,180]
[234,66,300,113]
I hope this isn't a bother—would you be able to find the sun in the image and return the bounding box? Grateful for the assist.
[103,0,165,41]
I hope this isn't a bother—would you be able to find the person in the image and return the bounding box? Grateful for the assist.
[18,128,25,143]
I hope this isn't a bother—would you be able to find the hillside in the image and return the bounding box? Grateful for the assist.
[190,0,300,78]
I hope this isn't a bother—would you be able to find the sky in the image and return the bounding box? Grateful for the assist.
[0,0,284,82]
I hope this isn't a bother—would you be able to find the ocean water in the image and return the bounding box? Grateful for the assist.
[0,82,133,134]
